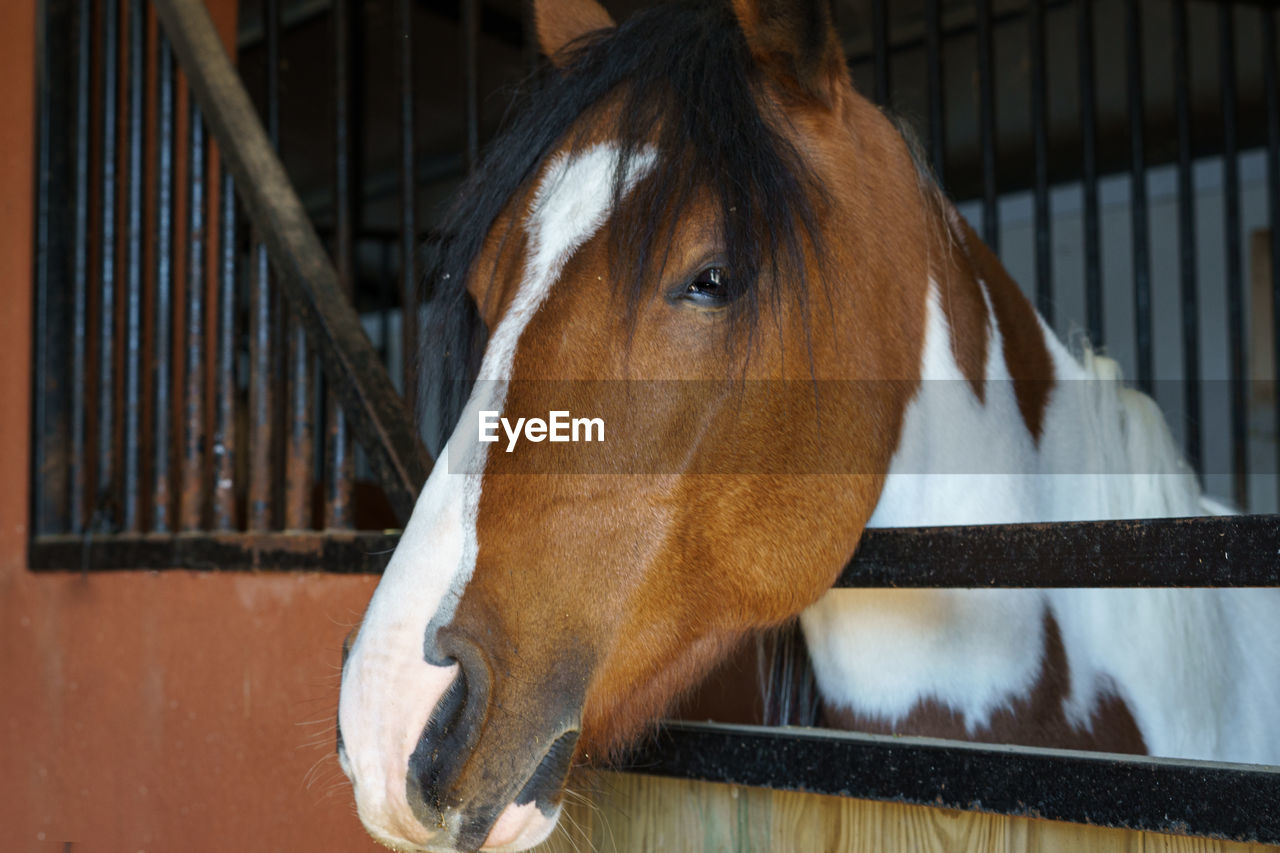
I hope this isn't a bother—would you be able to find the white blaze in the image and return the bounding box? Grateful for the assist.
[338,143,654,851]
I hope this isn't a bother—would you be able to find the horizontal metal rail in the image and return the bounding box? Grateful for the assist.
[151,0,431,525]
[33,515,1277,587]
[842,514,1280,588]
[29,531,399,573]
[619,722,1280,846]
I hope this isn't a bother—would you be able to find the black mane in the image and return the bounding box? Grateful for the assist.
[419,0,829,445]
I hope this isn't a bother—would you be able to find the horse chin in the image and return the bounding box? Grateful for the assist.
[354,799,560,853]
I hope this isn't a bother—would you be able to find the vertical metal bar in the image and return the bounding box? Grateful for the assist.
[284,307,314,529]
[924,0,944,185]
[212,166,237,530]
[285,15,313,533]
[1030,0,1053,326]
[33,0,63,536]
[1220,6,1247,509]
[976,0,998,252]
[462,0,480,174]
[32,0,52,537]
[1126,0,1152,395]
[152,31,176,532]
[1265,8,1280,509]
[70,0,92,533]
[121,0,145,532]
[182,99,208,530]
[327,0,355,529]
[248,0,280,531]
[399,0,417,415]
[1079,0,1102,347]
[380,240,393,362]
[871,0,889,108]
[1173,0,1202,474]
[248,241,272,530]
[96,0,120,527]
[264,0,280,153]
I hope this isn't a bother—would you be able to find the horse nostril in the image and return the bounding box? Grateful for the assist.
[408,663,475,817]
[428,666,470,744]
[514,729,580,811]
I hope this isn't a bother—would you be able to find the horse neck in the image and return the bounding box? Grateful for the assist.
[867,203,1205,529]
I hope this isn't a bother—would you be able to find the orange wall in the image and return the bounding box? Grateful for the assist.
[0,2,382,850]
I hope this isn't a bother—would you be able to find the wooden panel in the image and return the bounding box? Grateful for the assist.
[540,773,1279,853]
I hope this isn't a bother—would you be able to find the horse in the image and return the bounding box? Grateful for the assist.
[336,0,1280,850]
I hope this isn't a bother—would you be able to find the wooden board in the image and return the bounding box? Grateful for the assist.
[539,773,1279,853]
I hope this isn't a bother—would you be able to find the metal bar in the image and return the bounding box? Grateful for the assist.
[848,0,1080,67]
[1126,0,1152,395]
[280,0,313,532]
[924,0,945,182]
[32,0,53,539]
[33,0,74,536]
[212,166,237,530]
[1078,0,1101,347]
[380,241,394,361]
[976,0,998,251]
[1029,0,1052,326]
[622,722,1280,846]
[121,0,146,532]
[871,0,889,108]
[29,530,400,573]
[462,0,479,174]
[181,99,208,531]
[247,0,280,531]
[96,0,120,528]
[840,516,1280,588]
[33,513,1280,588]
[247,240,272,530]
[284,323,313,528]
[1220,6,1248,510]
[398,0,418,416]
[70,0,92,534]
[152,31,176,533]
[1266,8,1280,511]
[327,0,356,529]
[1173,0,1202,474]
[153,0,432,523]
[284,316,312,525]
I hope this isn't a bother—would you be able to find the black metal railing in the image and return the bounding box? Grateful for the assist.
[31,0,429,565]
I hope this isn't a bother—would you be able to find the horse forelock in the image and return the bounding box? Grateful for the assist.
[421,0,838,445]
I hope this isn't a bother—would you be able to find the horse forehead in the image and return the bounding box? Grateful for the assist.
[476,142,654,382]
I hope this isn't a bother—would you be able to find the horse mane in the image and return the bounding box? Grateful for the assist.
[417,0,830,447]
[1063,345,1215,519]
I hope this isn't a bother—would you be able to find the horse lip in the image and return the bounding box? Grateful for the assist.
[449,729,580,851]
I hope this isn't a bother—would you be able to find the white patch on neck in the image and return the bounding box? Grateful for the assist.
[801,280,1046,729]
[338,143,655,847]
[802,277,1280,764]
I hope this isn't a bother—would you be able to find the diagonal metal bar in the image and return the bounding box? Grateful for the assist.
[152,0,432,525]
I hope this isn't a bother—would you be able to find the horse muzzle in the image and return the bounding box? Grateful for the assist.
[338,635,582,852]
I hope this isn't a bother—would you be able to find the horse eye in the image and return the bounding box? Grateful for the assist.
[681,267,731,306]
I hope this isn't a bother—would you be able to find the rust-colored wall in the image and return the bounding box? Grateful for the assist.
[0,3,381,849]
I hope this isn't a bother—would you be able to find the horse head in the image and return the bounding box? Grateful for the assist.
[337,1,943,848]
